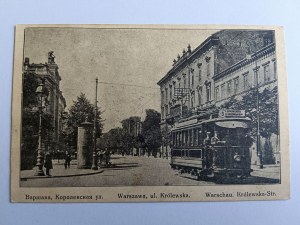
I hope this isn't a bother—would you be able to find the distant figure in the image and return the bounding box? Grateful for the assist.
[104,148,111,167]
[44,153,53,176]
[64,151,71,169]
[211,131,220,145]
[203,132,211,146]
[97,149,105,167]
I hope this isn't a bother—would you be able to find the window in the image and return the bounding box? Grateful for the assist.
[161,91,164,104]
[161,107,164,119]
[189,150,202,158]
[191,74,194,88]
[215,86,220,101]
[233,77,239,94]
[198,87,202,106]
[173,84,176,98]
[206,83,211,102]
[199,68,202,83]
[253,67,259,87]
[165,88,168,102]
[188,130,192,146]
[193,129,198,146]
[207,61,210,77]
[227,80,232,96]
[178,132,182,146]
[170,85,172,100]
[184,131,188,146]
[205,57,211,77]
[243,72,249,90]
[273,59,277,79]
[264,64,270,83]
[172,149,181,157]
[184,79,186,89]
[221,83,225,99]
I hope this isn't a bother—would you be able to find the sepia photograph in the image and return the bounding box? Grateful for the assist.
[10,25,289,202]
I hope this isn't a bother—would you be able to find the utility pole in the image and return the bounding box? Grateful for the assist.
[91,78,98,170]
[255,60,263,169]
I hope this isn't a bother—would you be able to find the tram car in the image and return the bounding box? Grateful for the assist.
[170,109,253,180]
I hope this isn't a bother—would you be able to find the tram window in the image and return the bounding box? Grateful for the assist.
[193,129,198,146]
[172,133,175,146]
[189,150,202,158]
[189,129,193,146]
[173,132,176,146]
[172,150,181,157]
[183,131,187,146]
[185,131,189,146]
[178,131,182,146]
[185,150,188,157]
[198,127,205,146]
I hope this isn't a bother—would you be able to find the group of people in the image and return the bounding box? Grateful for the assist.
[97,148,111,168]
[43,151,72,176]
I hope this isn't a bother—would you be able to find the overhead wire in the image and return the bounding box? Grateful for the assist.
[98,81,159,90]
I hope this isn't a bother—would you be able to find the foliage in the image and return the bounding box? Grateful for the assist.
[64,93,103,150]
[99,110,161,156]
[141,109,162,156]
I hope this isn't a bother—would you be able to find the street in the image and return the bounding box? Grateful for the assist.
[20,155,213,187]
[20,154,280,187]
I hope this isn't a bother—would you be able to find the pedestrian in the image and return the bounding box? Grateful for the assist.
[104,148,111,167]
[98,149,105,168]
[44,153,53,176]
[64,151,71,169]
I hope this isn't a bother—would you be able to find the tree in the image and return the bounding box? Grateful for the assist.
[21,72,54,170]
[121,116,142,155]
[65,93,103,151]
[141,109,162,157]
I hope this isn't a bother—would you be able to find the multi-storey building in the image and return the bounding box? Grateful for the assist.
[23,52,66,150]
[157,30,278,164]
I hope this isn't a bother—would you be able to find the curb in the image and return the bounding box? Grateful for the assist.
[20,169,104,181]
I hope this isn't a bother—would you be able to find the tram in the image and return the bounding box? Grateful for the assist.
[170,109,253,180]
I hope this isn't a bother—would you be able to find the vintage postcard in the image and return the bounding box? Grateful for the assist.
[11,24,289,202]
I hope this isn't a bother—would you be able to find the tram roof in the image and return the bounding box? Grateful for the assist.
[173,117,251,130]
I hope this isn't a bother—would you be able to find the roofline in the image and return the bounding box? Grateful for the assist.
[157,35,219,86]
[213,43,276,80]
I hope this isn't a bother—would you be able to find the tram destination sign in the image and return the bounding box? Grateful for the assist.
[219,109,245,118]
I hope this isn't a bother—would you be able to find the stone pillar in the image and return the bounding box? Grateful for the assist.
[77,121,93,169]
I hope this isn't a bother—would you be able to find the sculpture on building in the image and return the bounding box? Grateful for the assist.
[48,51,55,64]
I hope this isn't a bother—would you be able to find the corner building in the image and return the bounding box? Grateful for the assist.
[24,52,66,151]
[157,30,278,164]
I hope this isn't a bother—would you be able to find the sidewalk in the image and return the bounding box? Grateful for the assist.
[251,164,280,180]
[21,160,104,180]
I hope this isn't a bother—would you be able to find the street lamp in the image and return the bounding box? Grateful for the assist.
[34,78,49,176]
[246,51,263,169]
[91,78,98,170]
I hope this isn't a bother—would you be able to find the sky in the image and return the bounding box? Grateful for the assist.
[24,27,217,132]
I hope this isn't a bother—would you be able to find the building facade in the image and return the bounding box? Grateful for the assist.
[157,30,279,164]
[23,52,66,150]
